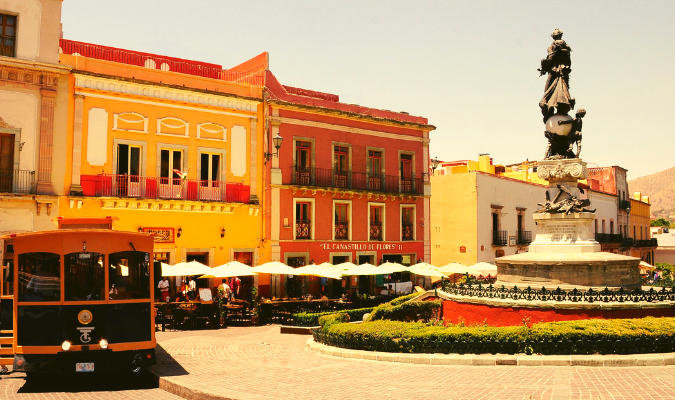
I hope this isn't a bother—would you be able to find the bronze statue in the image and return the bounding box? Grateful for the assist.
[539,29,575,122]
[536,185,595,215]
[558,108,585,158]
[544,108,586,160]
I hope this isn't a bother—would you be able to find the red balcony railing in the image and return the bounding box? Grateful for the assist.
[288,166,427,195]
[59,39,264,86]
[81,174,250,203]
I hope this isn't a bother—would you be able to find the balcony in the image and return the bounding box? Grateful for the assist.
[634,238,658,248]
[594,233,624,244]
[82,174,250,203]
[0,169,35,194]
[287,166,426,195]
[369,222,383,241]
[619,200,631,211]
[492,230,508,246]
[334,221,349,240]
[402,223,414,241]
[622,237,634,248]
[295,220,311,240]
[517,230,532,245]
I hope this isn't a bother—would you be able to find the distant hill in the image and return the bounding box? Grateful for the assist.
[629,167,675,218]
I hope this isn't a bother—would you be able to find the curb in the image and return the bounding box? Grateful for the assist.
[306,338,675,367]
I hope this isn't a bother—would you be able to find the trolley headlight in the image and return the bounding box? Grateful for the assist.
[99,339,108,350]
[61,341,71,351]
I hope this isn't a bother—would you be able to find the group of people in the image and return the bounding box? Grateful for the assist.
[156,275,242,302]
[218,277,240,300]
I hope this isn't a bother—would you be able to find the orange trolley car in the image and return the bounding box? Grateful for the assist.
[0,219,156,373]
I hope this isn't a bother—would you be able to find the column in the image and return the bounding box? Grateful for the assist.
[248,118,259,204]
[70,94,85,195]
[36,89,56,195]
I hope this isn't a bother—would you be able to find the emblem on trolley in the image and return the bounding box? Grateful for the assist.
[78,310,93,325]
[77,327,94,344]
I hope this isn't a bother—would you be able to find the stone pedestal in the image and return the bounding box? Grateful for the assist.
[529,212,600,253]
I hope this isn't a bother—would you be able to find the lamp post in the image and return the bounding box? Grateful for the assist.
[264,134,284,163]
[431,156,440,173]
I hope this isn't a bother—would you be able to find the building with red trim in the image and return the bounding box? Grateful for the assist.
[262,69,435,298]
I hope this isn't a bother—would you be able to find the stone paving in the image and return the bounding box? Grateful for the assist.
[151,326,675,400]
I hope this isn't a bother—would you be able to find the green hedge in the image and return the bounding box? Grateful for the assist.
[312,317,675,355]
[292,307,375,327]
[369,294,441,322]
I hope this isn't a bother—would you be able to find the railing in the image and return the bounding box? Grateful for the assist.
[516,231,532,245]
[296,220,311,239]
[402,223,414,241]
[635,238,658,248]
[334,221,349,240]
[369,222,382,241]
[492,230,508,246]
[88,174,250,203]
[0,169,35,194]
[619,200,631,211]
[59,39,264,86]
[622,237,634,248]
[288,166,425,195]
[595,233,624,244]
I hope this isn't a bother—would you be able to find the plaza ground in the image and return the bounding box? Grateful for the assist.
[2,325,675,399]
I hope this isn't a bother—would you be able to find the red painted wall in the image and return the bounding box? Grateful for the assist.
[442,299,675,327]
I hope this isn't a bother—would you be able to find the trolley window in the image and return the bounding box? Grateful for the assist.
[18,252,61,302]
[64,252,105,301]
[108,251,150,300]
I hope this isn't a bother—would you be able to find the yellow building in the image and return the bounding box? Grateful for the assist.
[630,192,655,264]
[431,155,546,266]
[56,41,269,297]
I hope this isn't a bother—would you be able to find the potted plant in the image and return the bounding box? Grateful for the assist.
[250,286,260,326]
[216,287,226,328]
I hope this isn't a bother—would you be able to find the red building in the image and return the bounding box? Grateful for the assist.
[262,70,435,297]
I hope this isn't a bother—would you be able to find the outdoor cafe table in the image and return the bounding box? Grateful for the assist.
[155,301,217,331]
[259,299,353,325]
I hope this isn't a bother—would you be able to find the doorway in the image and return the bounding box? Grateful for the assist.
[0,133,14,192]
[186,252,209,289]
[234,251,253,301]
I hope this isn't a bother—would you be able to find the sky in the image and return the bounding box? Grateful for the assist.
[61,0,675,180]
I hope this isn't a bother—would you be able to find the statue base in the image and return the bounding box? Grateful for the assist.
[529,212,599,253]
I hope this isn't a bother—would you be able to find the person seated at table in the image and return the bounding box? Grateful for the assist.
[380,286,389,296]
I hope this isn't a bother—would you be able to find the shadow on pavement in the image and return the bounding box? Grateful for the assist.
[17,369,159,393]
[148,343,189,377]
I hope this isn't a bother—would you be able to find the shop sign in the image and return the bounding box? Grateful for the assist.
[141,227,175,243]
[460,246,466,253]
[319,242,404,251]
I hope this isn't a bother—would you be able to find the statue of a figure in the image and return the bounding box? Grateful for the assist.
[544,108,586,159]
[536,185,595,215]
[558,108,585,158]
[538,29,575,122]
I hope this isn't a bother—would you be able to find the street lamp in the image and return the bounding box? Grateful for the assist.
[431,157,440,173]
[264,134,284,163]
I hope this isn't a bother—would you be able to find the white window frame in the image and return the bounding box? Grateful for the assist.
[400,204,416,242]
[197,146,226,182]
[367,202,386,242]
[332,200,352,241]
[292,197,316,240]
[112,139,147,176]
[156,143,188,178]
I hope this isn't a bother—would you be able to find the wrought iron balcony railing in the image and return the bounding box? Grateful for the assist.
[517,230,532,245]
[287,166,426,195]
[369,222,383,241]
[492,230,508,246]
[295,220,311,239]
[86,174,250,203]
[334,221,349,240]
[634,238,658,248]
[594,233,624,244]
[619,200,631,211]
[402,223,414,241]
[0,169,35,194]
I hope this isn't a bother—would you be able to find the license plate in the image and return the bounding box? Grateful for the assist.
[76,362,94,372]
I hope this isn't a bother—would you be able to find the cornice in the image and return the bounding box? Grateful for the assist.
[73,70,261,113]
[267,99,436,131]
[0,56,71,74]
[0,60,65,89]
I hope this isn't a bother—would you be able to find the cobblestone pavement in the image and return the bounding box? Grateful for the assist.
[152,326,675,400]
[0,369,184,399]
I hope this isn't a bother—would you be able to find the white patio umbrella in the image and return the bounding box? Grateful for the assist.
[163,260,211,276]
[408,265,447,279]
[295,264,343,280]
[410,262,440,270]
[335,262,358,270]
[343,263,395,276]
[252,261,299,298]
[439,263,473,275]
[378,261,408,273]
[469,262,498,277]
[200,261,258,278]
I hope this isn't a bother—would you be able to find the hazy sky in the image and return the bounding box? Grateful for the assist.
[61,0,674,179]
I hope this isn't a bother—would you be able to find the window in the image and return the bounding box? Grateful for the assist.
[295,141,311,185]
[159,148,183,198]
[18,252,61,302]
[610,220,614,235]
[402,207,414,241]
[0,14,16,58]
[117,144,141,176]
[400,154,412,192]
[368,150,382,191]
[334,203,349,240]
[296,202,312,239]
[64,252,105,301]
[369,205,383,241]
[199,153,220,182]
[108,251,151,300]
[602,220,606,234]
[334,146,349,188]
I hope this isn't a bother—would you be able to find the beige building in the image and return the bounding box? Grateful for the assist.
[0,0,70,269]
[430,156,546,266]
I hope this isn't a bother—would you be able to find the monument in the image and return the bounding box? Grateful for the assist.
[495,29,641,289]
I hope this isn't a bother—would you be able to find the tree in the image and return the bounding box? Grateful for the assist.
[651,218,671,227]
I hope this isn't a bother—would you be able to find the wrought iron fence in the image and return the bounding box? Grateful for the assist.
[492,230,508,246]
[0,169,35,194]
[288,166,424,195]
[402,223,414,241]
[296,220,311,239]
[334,221,349,240]
[635,238,658,247]
[440,281,675,303]
[595,233,624,244]
[370,222,383,241]
[517,230,532,245]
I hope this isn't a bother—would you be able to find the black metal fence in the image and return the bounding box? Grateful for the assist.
[517,231,532,245]
[0,169,35,194]
[287,166,426,195]
[492,230,508,246]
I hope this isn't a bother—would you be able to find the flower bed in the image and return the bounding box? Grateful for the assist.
[291,308,375,327]
[312,317,675,355]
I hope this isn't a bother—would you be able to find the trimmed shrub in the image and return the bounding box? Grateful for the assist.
[292,307,374,327]
[318,312,350,329]
[311,317,675,355]
[369,297,441,322]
